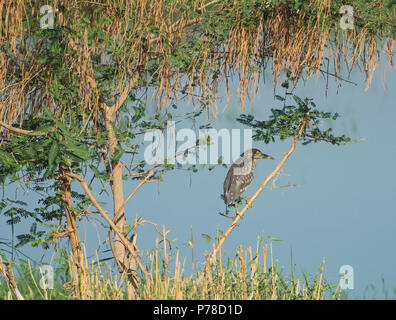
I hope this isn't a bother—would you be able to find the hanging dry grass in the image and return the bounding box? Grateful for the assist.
[0,0,394,128]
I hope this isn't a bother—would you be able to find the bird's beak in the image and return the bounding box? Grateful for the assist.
[261,154,274,160]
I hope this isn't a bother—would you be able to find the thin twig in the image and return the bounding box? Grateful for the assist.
[319,69,357,86]
[264,184,297,189]
[113,171,154,222]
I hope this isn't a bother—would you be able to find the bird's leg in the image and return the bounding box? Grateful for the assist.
[234,200,243,217]
[240,195,249,202]
[240,195,253,208]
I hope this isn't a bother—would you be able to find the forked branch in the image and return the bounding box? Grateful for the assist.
[66,172,151,285]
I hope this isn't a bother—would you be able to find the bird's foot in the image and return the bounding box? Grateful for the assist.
[234,201,244,218]
[240,196,253,208]
[218,212,233,219]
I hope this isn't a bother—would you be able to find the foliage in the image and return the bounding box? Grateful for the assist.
[237,75,351,146]
[0,0,394,128]
[0,0,393,298]
[0,97,215,248]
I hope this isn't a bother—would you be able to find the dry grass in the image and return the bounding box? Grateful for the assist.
[0,0,394,129]
[0,237,341,300]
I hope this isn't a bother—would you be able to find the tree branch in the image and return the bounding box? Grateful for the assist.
[0,256,24,300]
[0,121,51,136]
[66,172,151,285]
[113,171,154,224]
[198,112,311,283]
[106,71,142,116]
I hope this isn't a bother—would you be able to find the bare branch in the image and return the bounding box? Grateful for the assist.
[198,112,311,283]
[0,121,51,136]
[113,171,154,222]
[107,71,142,116]
[66,172,151,285]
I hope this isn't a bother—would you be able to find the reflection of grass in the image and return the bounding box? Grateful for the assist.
[0,241,342,300]
[361,276,396,300]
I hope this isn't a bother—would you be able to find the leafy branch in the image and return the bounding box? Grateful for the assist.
[237,78,352,146]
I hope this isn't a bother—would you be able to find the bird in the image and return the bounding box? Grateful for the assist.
[223,148,274,216]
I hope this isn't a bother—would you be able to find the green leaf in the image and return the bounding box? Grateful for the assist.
[201,233,212,244]
[111,148,124,162]
[48,141,59,167]
[281,81,289,89]
[268,236,283,242]
[30,222,37,234]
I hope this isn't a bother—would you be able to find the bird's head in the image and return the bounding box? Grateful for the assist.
[252,148,274,160]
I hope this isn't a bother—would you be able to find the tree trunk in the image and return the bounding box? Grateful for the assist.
[105,108,139,299]
[60,166,91,299]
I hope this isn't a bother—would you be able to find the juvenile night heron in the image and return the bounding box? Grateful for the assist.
[223,148,274,216]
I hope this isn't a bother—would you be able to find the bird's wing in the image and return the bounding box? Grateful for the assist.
[223,163,237,193]
[224,164,245,194]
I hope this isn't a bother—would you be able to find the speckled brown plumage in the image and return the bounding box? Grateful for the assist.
[223,149,274,213]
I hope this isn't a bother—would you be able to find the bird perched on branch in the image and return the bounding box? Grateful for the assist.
[223,148,274,216]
